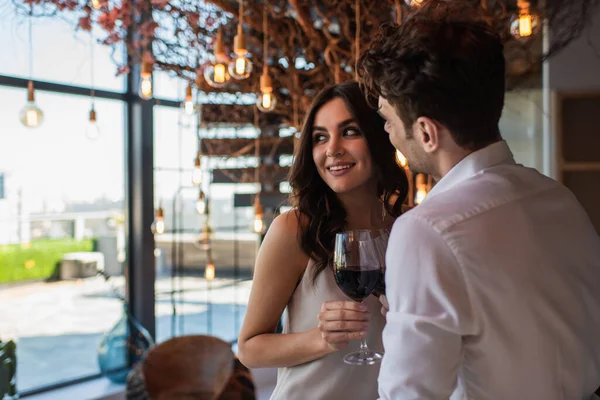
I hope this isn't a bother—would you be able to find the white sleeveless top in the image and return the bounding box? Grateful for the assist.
[269,259,386,400]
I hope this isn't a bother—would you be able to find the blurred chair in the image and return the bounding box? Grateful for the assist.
[127,335,255,400]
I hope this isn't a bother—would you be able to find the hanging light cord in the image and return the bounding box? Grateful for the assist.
[254,107,260,187]
[238,0,244,27]
[89,32,96,106]
[263,0,268,66]
[28,9,33,80]
[354,0,360,79]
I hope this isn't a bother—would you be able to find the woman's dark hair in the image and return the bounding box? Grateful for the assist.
[288,81,408,284]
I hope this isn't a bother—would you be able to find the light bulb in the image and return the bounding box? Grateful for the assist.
[204,63,230,88]
[395,150,407,168]
[414,174,428,205]
[192,156,202,185]
[196,191,206,215]
[519,15,532,36]
[253,195,264,233]
[180,85,196,116]
[182,100,195,115]
[139,76,153,100]
[205,260,215,280]
[257,91,277,112]
[192,167,202,185]
[257,68,277,112]
[204,28,230,88]
[86,107,101,140]
[20,81,44,128]
[405,0,423,7]
[510,4,539,39]
[151,207,165,234]
[139,59,153,100]
[253,215,264,234]
[415,189,427,205]
[228,55,253,80]
[20,103,44,128]
[91,0,101,10]
[228,24,253,80]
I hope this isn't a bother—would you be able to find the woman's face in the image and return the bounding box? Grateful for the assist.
[311,98,375,196]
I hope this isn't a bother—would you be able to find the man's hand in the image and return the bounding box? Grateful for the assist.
[379,295,389,318]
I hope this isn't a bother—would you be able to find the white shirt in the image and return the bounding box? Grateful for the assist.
[380,141,600,400]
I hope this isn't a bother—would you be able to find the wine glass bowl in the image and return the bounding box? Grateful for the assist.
[333,230,384,365]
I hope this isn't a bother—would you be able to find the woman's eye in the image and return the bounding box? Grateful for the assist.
[344,127,361,136]
[313,134,326,143]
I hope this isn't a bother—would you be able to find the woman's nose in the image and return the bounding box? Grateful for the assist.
[325,137,344,158]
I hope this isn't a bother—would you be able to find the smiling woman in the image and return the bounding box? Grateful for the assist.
[311,98,374,195]
[289,81,408,283]
[236,81,408,400]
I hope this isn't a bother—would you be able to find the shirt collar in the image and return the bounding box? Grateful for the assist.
[423,140,516,201]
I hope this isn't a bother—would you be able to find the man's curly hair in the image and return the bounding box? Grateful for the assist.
[357,0,505,150]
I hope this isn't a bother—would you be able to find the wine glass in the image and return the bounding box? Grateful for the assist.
[333,230,383,365]
[372,229,390,297]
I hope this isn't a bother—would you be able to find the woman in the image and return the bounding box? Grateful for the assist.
[237,81,408,399]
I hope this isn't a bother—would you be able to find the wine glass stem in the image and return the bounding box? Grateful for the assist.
[359,300,369,353]
[359,337,369,352]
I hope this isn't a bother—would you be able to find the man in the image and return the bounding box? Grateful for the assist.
[358,1,600,399]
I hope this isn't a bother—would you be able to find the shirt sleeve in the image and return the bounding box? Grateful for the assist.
[378,215,475,399]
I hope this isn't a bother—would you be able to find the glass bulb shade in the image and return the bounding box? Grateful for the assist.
[151,217,165,234]
[91,0,102,9]
[253,215,264,234]
[139,76,153,100]
[204,63,230,88]
[181,98,196,116]
[256,91,277,112]
[510,10,539,39]
[192,167,202,185]
[228,55,253,80]
[414,189,427,205]
[20,101,44,128]
[395,150,407,168]
[205,262,215,280]
[196,198,207,215]
[86,120,101,140]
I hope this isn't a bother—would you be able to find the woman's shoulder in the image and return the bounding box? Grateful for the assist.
[261,209,310,268]
[270,208,308,236]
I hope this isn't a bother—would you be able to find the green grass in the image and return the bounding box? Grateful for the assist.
[0,239,94,284]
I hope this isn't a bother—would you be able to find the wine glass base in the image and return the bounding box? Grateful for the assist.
[343,350,383,366]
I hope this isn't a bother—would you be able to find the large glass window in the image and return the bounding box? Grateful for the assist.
[153,105,257,345]
[0,0,125,92]
[0,87,127,392]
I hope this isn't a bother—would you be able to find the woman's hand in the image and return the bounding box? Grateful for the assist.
[317,301,370,351]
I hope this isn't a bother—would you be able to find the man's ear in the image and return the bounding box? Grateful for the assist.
[415,116,440,154]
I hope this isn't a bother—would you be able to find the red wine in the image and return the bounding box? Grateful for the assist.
[373,275,386,298]
[334,268,380,302]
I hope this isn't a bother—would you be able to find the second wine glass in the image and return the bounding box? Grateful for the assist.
[333,230,383,365]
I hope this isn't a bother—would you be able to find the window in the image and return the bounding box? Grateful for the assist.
[153,105,256,344]
[0,0,125,92]
[0,87,127,392]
